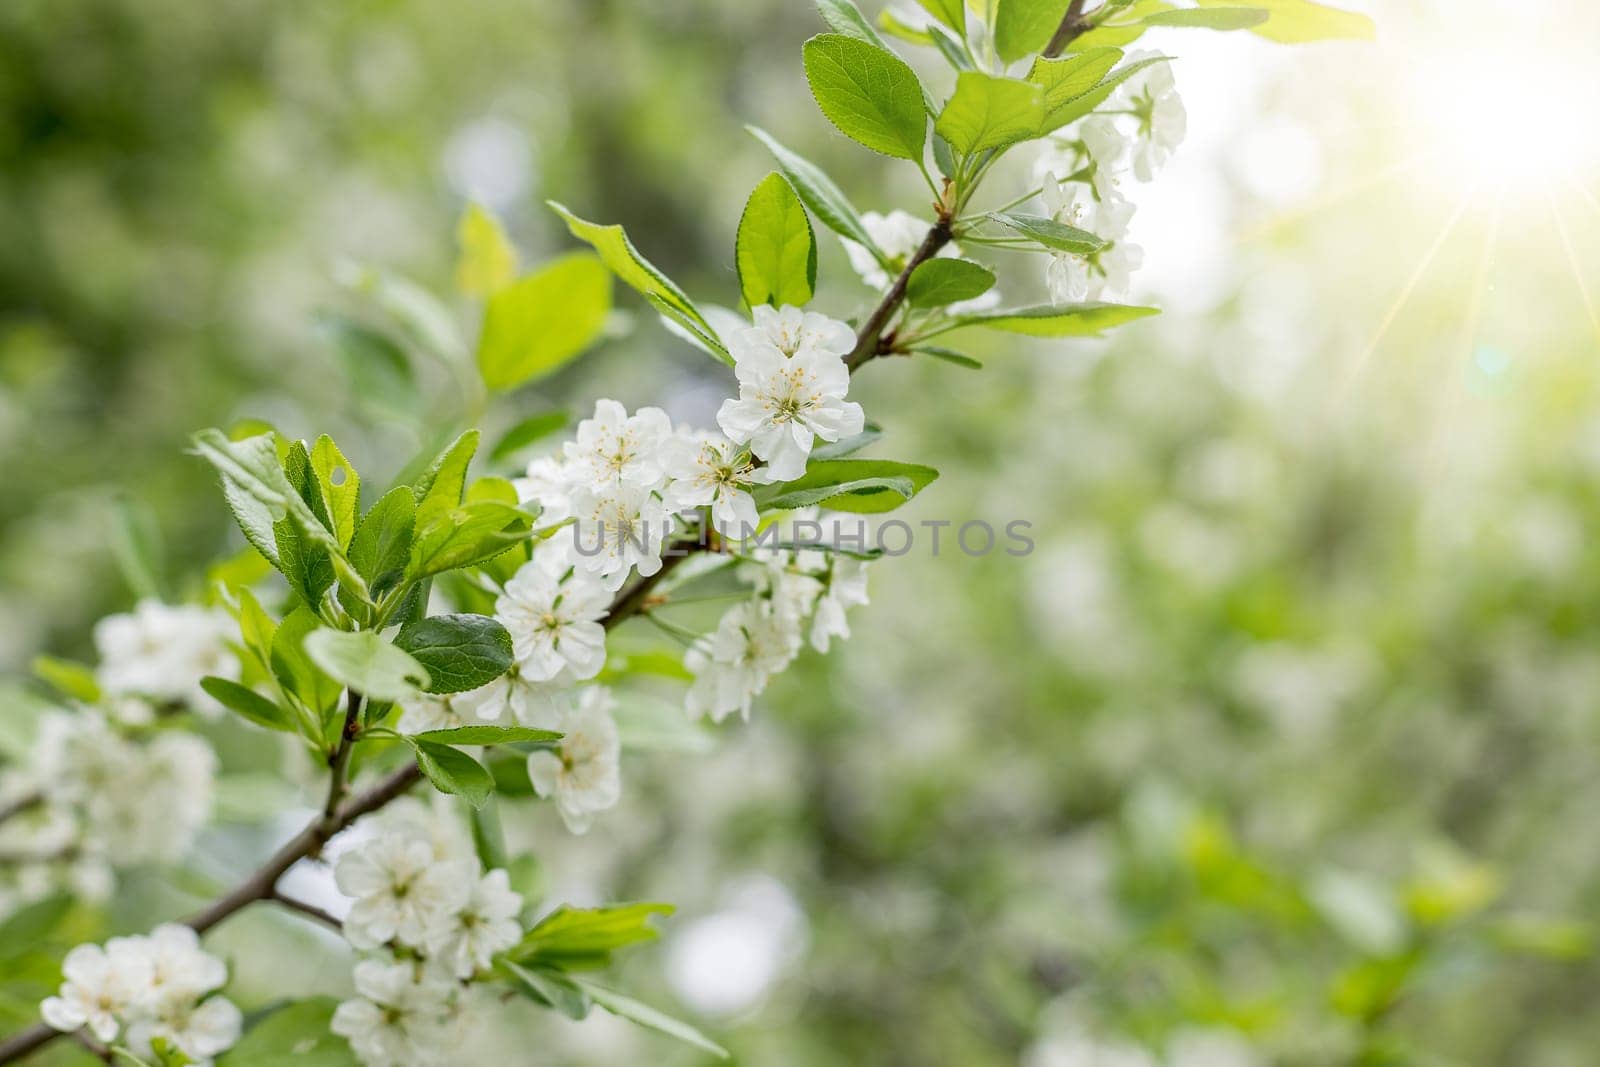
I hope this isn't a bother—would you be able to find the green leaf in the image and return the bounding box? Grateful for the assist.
[571,978,730,1059]
[956,301,1159,336]
[809,421,883,461]
[32,655,100,703]
[393,614,514,694]
[816,0,886,46]
[512,903,675,968]
[345,485,416,601]
[915,345,984,369]
[802,34,927,161]
[274,441,336,609]
[1144,6,1268,29]
[1032,53,1168,134]
[455,202,518,297]
[737,173,818,309]
[270,606,343,720]
[987,210,1109,253]
[905,257,995,307]
[303,629,430,702]
[193,429,339,569]
[200,677,296,733]
[547,202,713,337]
[747,126,888,268]
[935,72,1045,155]
[502,961,591,1020]
[1196,0,1373,41]
[413,429,479,532]
[315,313,418,418]
[762,458,939,513]
[310,435,361,550]
[219,997,357,1067]
[1026,47,1123,120]
[410,739,494,807]
[408,500,538,579]
[993,0,1071,63]
[489,411,569,462]
[335,262,466,361]
[878,7,936,46]
[410,725,562,746]
[914,0,966,32]
[109,494,164,601]
[0,894,72,961]
[477,252,612,392]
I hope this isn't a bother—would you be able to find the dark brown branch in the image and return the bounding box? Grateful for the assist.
[268,890,344,931]
[1043,0,1091,58]
[845,220,954,372]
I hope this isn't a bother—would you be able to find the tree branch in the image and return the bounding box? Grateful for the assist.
[845,219,954,373]
[0,791,42,827]
[268,890,344,932]
[1043,0,1091,58]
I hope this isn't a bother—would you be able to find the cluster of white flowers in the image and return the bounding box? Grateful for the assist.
[41,924,242,1064]
[1032,53,1185,303]
[331,801,522,1065]
[687,545,870,722]
[0,710,216,912]
[93,599,239,714]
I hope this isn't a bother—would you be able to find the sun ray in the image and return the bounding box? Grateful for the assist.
[1334,190,1476,404]
[1546,192,1600,350]
[1423,203,1503,475]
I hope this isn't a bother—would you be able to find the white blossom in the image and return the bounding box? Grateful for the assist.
[451,667,573,730]
[717,333,864,482]
[496,547,610,683]
[125,994,242,1067]
[331,959,455,1067]
[660,431,773,537]
[810,558,871,653]
[334,833,475,950]
[568,482,674,590]
[424,868,524,978]
[1125,52,1186,181]
[513,453,575,524]
[527,687,622,834]
[739,304,855,359]
[397,690,487,734]
[685,599,802,722]
[130,924,227,1007]
[40,940,152,1042]
[1040,180,1142,304]
[92,599,238,714]
[563,399,673,491]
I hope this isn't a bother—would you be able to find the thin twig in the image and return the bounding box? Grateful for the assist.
[0,792,42,827]
[845,219,954,372]
[268,890,344,932]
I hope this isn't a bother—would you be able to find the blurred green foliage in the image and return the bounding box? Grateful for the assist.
[3,0,1599,1065]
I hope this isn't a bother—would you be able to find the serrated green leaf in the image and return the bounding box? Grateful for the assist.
[956,301,1159,336]
[344,485,416,608]
[201,677,296,733]
[1145,6,1268,29]
[747,126,888,268]
[571,978,730,1059]
[816,0,886,46]
[802,34,927,161]
[1034,54,1168,134]
[988,211,1108,253]
[410,725,562,746]
[410,738,494,807]
[737,173,818,309]
[393,614,514,694]
[477,252,612,392]
[905,257,996,307]
[547,202,712,337]
[935,72,1045,155]
[193,429,341,571]
[489,411,569,462]
[274,441,336,609]
[994,0,1071,62]
[310,435,360,550]
[408,500,538,579]
[413,429,479,532]
[914,0,966,32]
[1026,47,1123,117]
[455,202,518,297]
[501,961,592,1020]
[304,629,430,702]
[270,606,342,717]
[512,903,675,968]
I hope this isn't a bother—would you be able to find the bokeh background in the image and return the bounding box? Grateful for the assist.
[4,0,1600,1063]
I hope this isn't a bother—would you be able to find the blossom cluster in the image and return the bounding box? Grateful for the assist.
[1032,52,1186,303]
[0,710,216,911]
[40,924,242,1064]
[330,800,521,1066]
[93,599,240,715]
